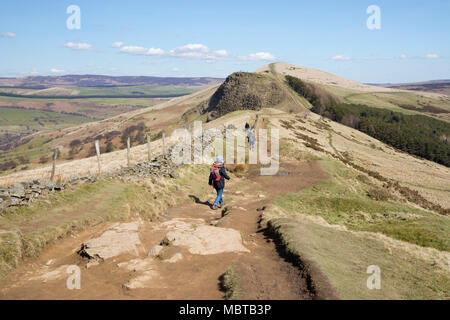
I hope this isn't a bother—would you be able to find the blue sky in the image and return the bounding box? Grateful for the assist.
[0,0,449,83]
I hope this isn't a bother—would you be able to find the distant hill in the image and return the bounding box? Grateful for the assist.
[367,79,450,96]
[2,62,449,174]
[0,74,224,88]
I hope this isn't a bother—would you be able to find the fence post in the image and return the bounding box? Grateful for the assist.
[162,131,166,157]
[95,140,101,174]
[50,148,58,181]
[127,137,131,167]
[147,133,151,161]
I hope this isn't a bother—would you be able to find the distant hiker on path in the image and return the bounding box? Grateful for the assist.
[209,155,230,210]
[248,128,256,151]
[245,122,250,142]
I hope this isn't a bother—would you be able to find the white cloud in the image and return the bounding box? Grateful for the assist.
[118,42,275,62]
[331,55,351,61]
[111,41,124,48]
[63,42,92,51]
[400,54,407,59]
[119,46,165,55]
[243,52,276,61]
[214,49,228,57]
[169,43,220,59]
[50,68,65,73]
[172,67,181,72]
[147,48,165,55]
[174,43,209,52]
[424,53,440,59]
[0,32,17,38]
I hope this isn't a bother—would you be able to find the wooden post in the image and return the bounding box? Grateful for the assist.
[147,133,151,161]
[95,140,101,174]
[162,131,166,157]
[127,137,131,167]
[50,148,58,181]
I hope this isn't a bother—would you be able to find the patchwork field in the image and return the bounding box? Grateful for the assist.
[0,85,204,98]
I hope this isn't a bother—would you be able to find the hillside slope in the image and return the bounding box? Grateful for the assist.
[369,79,450,96]
[0,105,448,299]
[257,62,448,99]
[0,62,449,299]
[259,63,450,121]
[0,85,219,175]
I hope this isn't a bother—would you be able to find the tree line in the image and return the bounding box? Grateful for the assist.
[286,75,450,167]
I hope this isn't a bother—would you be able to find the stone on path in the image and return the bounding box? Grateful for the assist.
[162,218,250,255]
[123,270,159,290]
[28,265,70,282]
[118,258,159,290]
[118,257,155,272]
[78,222,142,261]
[163,253,183,263]
[148,245,163,257]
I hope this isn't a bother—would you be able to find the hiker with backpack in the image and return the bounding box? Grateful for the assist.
[209,155,230,210]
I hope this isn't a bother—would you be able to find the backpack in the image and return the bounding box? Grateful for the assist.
[210,165,221,181]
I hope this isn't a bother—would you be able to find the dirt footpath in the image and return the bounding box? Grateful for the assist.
[0,160,329,300]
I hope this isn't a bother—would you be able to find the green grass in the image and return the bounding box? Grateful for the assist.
[0,232,22,280]
[322,85,450,117]
[0,107,90,128]
[268,218,450,299]
[221,264,240,300]
[0,180,139,279]
[273,159,450,251]
[0,136,53,170]
[0,95,157,107]
[0,164,210,280]
[73,85,203,97]
[0,85,203,99]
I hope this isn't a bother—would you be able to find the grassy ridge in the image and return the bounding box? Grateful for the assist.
[273,159,450,251]
[317,103,450,167]
[285,75,450,167]
[263,145,449,299]
[267,217,449,299]
[320,85,450,114]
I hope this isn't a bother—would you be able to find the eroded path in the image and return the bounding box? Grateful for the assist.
[0,160,328,300]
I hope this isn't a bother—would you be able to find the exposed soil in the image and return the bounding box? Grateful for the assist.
[0,160,332,300]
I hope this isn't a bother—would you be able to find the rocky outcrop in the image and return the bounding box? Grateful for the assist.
[182,72,289,121]
[205,72,287,117]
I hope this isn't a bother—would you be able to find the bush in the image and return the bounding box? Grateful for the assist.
[39,156,49,164]
[0,161,17,171]
[367,188,394,201]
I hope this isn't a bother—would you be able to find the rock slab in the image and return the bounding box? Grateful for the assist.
[78,222,141,260]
